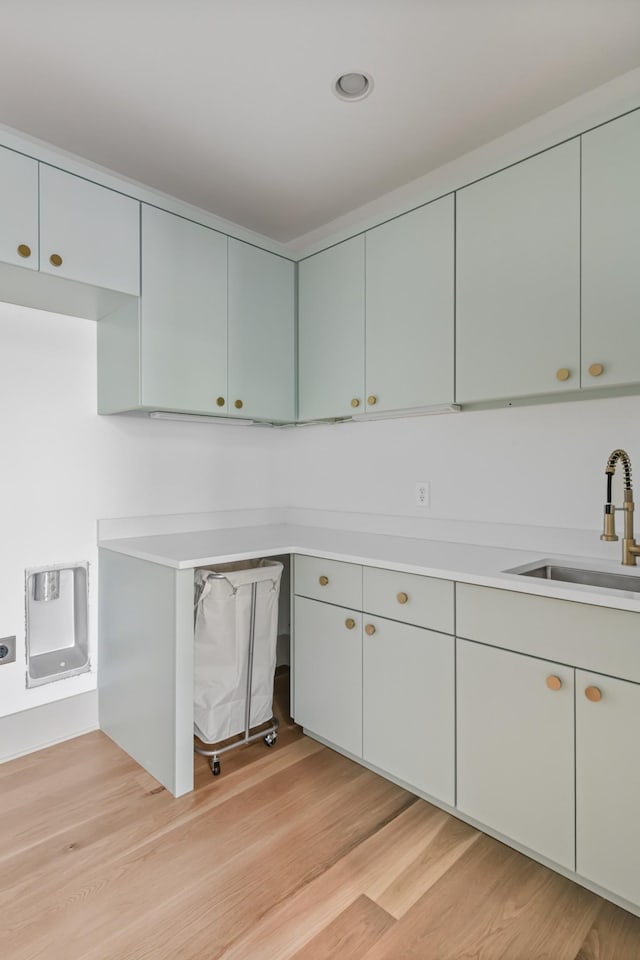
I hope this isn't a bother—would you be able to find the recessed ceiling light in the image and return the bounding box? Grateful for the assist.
[333,71,373,102]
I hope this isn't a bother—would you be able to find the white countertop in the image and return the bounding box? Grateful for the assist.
[98,522,640,613]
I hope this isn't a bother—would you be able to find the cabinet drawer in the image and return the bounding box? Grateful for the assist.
[294,555,361,609]
[363,566,453,633]
[457,583,640,683]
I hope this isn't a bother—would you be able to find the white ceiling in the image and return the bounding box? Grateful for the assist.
[2,0,640,243]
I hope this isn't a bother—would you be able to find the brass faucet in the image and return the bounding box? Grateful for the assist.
[601,449,640,565]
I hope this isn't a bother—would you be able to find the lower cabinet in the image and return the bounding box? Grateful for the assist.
[576,670,640,906]
[293,558,456,806]
[363,616,454,804]
[456,639,575,870]
[293,565,640,913]
[293,596,362,758]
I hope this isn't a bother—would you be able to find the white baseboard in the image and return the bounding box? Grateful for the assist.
[0,690,99,764]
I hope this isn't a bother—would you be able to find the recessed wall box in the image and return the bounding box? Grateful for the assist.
[25,562,89,687]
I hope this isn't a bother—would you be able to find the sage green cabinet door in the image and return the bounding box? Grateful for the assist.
[298,236,365,420]
[293,596,362,757]
[457,639,575,869]
[0,146,38,270]
[577,671,640,907]
[140,205,227,414]
[582,110,640,390]
[456,140,580,403]
[39,165,140,295]
[363,617,454,803]
[365,197,454,412]
[228,239,295,421]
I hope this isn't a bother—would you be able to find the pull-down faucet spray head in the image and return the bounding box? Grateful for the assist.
[601,449,640,565]
[601,448,632,542]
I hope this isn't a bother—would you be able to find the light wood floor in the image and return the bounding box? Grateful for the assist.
[3,675,640,959]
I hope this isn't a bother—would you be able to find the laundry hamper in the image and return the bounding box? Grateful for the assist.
[193,559,283,776]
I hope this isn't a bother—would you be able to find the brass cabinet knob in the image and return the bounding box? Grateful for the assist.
[49,253,63,267]
[396,592,409,605]
[351,398,360,408]
[365,623,376,636]
[546,675,562,691]
[216,397,225,407]
[588,363,604,378]
[17,244,31,258]
[318,575,329,586]
[234,399,243,409]
[585,685,602,702]
[367,395,377,406]
[556,368,570,382]
[345,618,356,630]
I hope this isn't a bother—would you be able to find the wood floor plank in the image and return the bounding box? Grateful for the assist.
[0,732,150,859]
[0,734,322,906]
[219,801,442,960]
[360,834,602,960]
[372,814,481,919]
[290,895,395,960]
[4,749,412,960]
[575,899,640,960]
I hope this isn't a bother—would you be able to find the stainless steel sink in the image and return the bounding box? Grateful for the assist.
[507,562,640,594]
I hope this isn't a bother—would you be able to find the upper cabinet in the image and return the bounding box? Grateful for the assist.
[39,166,140,296]
[139,205,227,414]
[456,140,580,404]
[298,199,455,421]
[365,197,454,412]
[0,146,38,270]
[228,239,295,422]
[298,236,365,420]
[582,110,640,390]
[98,205,296,422]
[8,105,640,423]
[0,151,140,298]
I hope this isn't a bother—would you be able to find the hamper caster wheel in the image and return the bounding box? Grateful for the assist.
[211,759,221,776]
[264,732,277,747]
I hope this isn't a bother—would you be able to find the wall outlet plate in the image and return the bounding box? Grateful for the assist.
[0,636,16,665]
[415,481,430,508]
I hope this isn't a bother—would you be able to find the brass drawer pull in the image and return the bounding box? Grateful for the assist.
[49,253,63,267]
[216,397,225,407]
[365,623,376,636]
[367,395,377,406]
[17,244,31,258]
[318,575,329,586]
[345,618,356,630]
[585,685,602,702]
[396,592,408,605]
[351,398,360,408]
[234,399,243,409]
[556,368,570,382]
[588,363,604,378]
[546,675,562,691]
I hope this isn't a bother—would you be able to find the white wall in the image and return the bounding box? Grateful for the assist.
[281,395,640,553]
[0,301,284,720]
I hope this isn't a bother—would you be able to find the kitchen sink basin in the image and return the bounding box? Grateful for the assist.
[506,562,640,594]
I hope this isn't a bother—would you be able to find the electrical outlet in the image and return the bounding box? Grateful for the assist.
[0,636,16,665]
[415,481,430,508]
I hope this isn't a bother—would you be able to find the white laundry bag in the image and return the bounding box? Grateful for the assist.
[194,559,283,744]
